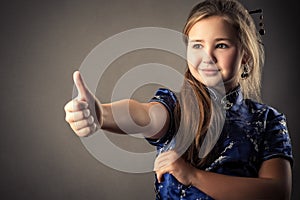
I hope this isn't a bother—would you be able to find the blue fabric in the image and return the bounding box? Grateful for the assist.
[146,87,293,200]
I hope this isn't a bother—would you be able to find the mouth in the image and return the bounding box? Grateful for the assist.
[199,68,221,76]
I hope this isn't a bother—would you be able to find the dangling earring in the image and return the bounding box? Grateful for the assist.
[241,64,250,79]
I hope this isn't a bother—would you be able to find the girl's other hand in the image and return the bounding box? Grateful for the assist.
[154,150,196,186]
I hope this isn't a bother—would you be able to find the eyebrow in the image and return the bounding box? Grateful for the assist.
[188,38,233,43]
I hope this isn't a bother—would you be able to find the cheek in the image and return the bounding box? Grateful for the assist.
[187,49,202,69]
[187,63,202,82]
[220,51,242,74]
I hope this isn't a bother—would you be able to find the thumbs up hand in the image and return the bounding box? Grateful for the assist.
[64,71,102,137]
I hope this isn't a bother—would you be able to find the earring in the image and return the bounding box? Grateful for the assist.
[241,64,250,79]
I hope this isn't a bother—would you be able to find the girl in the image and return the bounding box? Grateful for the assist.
[64,0,293,199]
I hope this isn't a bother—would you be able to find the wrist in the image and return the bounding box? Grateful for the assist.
[94,98,103,128]
[189,165,202,188]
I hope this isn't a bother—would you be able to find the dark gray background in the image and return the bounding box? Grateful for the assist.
[0,0,298,199]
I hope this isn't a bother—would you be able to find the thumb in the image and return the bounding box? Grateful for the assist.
[73,71,90,101]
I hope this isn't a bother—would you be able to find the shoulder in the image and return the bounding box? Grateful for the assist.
[152,88,178,101]
[150,88,178,111]
[244,99,286,122]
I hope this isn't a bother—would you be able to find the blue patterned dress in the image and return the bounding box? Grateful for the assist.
[146,87,293,200]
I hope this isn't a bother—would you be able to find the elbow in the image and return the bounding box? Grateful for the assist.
[271,180,292,200]
[144,103,169,139]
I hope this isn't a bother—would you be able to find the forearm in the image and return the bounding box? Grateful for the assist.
[101,99,146,134]
[190,168,290,200]
[101,99,168,138]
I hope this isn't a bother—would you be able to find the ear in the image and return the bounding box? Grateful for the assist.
[241,51,250,65]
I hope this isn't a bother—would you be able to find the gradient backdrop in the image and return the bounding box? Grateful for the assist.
[0,0,299,199]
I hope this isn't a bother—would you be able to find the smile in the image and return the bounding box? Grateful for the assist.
[199,68,221,76]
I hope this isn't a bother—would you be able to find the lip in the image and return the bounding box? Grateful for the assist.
[199,68,220,76]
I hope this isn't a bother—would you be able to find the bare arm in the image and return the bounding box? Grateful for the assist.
[64,71,169,139]
[101,100,169,139]
[190,158,292,200]
[155,151,292,200]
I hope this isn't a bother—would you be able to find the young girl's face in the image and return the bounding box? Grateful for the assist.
[187,16,244,92]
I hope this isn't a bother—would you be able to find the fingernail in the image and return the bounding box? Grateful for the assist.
[83,109,90,117]
[92,123,97,131]
[88,116,94,124]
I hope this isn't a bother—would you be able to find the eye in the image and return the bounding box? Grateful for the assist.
[216,43,228,49]
[192,43,203,49]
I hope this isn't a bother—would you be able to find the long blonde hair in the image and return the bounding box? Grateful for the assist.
[175,0,265,168]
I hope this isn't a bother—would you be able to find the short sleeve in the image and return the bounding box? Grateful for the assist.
[145,88,178,148]
[260,108,293,167]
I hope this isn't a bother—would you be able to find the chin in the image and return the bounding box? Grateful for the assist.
[201,76,224,87]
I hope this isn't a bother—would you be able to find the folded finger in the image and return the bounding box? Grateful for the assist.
[70,116,94,131]
[64,100,88,112]
[76,123,97,137]
[65,109,90,122]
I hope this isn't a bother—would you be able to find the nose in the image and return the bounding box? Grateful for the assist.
[202,47,216,64]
